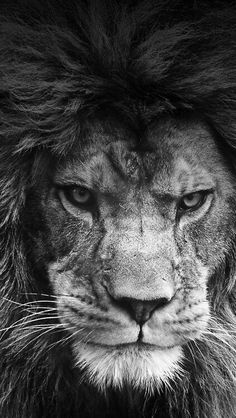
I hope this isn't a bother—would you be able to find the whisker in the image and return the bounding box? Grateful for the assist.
[202,331,236,354]
[0,313,62,336]
[24,292,75,299]
[13,324,66,354]
[48,327,85,350]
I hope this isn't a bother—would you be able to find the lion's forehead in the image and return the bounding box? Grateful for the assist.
[55,118,227,195]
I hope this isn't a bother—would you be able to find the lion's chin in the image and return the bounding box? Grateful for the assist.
[73,343,183,394]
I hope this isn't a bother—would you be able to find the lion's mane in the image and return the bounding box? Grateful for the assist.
[0,1,236,417]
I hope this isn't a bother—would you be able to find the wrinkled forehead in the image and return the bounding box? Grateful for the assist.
[54,118,226,192]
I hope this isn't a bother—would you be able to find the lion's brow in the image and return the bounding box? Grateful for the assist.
[170,160,216,196]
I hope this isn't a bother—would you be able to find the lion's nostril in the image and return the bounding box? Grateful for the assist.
[118,297,171,325]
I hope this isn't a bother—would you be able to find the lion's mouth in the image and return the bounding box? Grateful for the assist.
[85,340,177,352]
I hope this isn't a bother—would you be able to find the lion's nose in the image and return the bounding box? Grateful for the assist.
[117,297,171,325]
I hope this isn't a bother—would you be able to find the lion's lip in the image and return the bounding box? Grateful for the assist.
[85,341,177,351]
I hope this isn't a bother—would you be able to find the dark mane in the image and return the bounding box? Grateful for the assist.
[0,1,235,417]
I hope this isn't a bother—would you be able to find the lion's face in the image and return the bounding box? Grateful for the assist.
[34,117,235,392]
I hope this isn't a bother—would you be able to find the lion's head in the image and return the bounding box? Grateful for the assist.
[34,116,233,392]
[0,1,236,418]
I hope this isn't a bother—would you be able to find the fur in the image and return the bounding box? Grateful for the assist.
[0,1,236,417]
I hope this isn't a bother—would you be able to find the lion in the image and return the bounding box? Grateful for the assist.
[0,1,235,417]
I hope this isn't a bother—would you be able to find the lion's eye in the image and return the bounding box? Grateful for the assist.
[68,187,91,204]
[178,191,207,212]
[59,186,93,209]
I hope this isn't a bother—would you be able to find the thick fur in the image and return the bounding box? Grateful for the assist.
[0,1,236,417]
